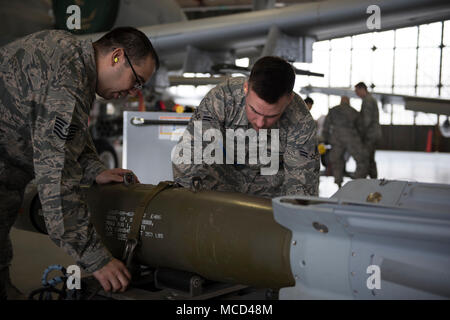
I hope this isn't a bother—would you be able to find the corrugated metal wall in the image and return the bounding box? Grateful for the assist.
[379,125,450,152]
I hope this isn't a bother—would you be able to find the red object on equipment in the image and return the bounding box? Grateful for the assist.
[426,129,433,152]
[137,90,145,112]
[159,100,167,111]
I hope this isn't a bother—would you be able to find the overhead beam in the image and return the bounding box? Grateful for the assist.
[262,26,314,62]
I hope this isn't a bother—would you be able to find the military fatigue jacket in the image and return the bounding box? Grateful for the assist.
[358,93,382,143]
[0,30,111,272]
[323,103,361,144]
[173,77,319,198]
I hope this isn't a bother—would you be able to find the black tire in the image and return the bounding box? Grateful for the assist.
[94,139,118,169]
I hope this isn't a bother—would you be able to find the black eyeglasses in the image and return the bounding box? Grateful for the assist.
[124,51,144,90]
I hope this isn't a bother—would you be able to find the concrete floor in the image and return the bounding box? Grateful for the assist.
[9,228,77,298]
[9,150,450,298]
[319,150,450,197]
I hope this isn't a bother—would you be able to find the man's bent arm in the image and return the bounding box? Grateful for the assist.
[33,58,112,273]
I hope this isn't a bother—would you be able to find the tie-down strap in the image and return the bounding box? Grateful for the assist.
[122,181,173,267]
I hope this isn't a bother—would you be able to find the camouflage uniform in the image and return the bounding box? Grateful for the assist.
[323,102,369,186]
[0,30,112,298]
[357,93,382,179]
[172,77,320,198]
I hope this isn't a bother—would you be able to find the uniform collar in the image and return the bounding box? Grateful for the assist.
[79,39,97,104]
[236,83,250,127]
[363,93,372,100]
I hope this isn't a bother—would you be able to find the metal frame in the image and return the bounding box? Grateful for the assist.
[311,19,448,126]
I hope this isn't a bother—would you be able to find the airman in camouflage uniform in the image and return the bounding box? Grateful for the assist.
[355,82,382,179]
[0,27,158,298]
[173,57,320,198]
[323,96,369,187]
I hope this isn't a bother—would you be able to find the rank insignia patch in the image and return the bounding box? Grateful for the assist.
[53,117,78,141]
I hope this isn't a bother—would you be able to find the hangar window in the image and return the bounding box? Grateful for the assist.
[373,30,395,49]
[395,26,418,48]
[372,49,393,89]
[235,57,249,68]
[309,41,329,88]
[351,47,372,87]
[419,22,442,47]
[417,48,440,89]
[392,104,414,125]
[303,20,449,126]
[329,37,351,87]
[442,48,450,98]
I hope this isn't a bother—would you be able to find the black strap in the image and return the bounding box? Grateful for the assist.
[122,181,173,266]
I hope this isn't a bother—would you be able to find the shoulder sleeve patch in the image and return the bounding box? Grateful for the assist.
[53,116,78,141]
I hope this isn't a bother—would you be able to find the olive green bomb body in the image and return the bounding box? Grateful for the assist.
[17,183,295,289]
[87,183,294,288]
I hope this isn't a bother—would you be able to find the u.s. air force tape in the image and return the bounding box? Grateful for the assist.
[53,116,78,141]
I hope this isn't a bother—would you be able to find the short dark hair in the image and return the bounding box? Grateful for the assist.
[94,27,160,70]
[304,97,314,105]
[355,82,367,90]
[248,56,295,104]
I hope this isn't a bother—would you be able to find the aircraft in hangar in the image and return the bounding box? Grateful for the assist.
[70,0,450,166]
[3,0,450,77]
[5,0,450,300]
[74,0,450,81]
[2,0,450,166]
